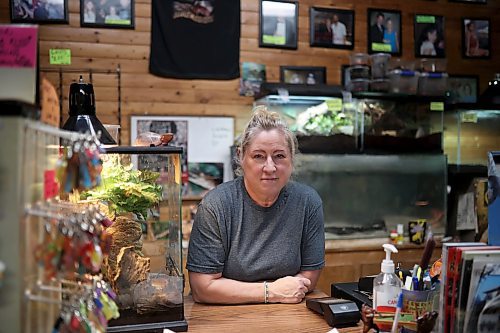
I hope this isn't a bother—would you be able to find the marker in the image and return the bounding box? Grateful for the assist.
[412,276,419,291]
[391,292,404,333]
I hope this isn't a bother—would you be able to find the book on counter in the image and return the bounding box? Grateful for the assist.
[439,242,500,333]
[456,249,500,333]
[438,242,485,333]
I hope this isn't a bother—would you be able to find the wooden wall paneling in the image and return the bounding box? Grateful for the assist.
[2,0,500,144]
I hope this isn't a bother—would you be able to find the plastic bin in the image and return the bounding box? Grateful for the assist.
[347,79,369,92]
[347,65,370,81]
[418,72,448,96]
[388,70,420,94]
[370,79,390,92]
[370,53,391,79]
[349,53,369,66]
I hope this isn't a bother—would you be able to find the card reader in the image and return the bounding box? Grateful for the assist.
[306,297,361,327]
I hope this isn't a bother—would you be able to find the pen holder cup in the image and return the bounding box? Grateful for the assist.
[402,289,439,318]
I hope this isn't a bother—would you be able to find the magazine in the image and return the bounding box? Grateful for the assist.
[455,250,500,333]
[464,263,500,332]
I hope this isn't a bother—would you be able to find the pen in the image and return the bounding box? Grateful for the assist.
[412,276,419,291]
[391,292,404,333]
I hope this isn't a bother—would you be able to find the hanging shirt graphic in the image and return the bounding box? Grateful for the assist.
[173,0,214,24]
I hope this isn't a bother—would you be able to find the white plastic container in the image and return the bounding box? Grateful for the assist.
[373,244,403,312]
[388,70,420,94]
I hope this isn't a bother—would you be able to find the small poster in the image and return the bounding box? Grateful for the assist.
[239,62,266,97]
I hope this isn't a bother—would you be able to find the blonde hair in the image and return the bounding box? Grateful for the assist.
[234,106,298,176]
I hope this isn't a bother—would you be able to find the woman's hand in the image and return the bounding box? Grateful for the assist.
[268,276,311,303]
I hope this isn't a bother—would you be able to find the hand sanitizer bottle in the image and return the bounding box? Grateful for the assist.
[373,244,403,313]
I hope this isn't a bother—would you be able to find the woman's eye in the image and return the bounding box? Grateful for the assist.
[253,154,264,159]
[275,154,286,159]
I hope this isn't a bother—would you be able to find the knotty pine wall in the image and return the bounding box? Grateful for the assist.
[1,0,499,144]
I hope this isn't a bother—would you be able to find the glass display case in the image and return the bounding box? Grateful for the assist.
[359,94,444,153]
[254,91,448,239]
[254,94,360,153]
[95,146,188,332]
[443,104,500,166]
[255,92,444,153]
[294,154,447,239]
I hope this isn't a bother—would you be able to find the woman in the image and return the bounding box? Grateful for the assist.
[187,107,325,304]
[83,0,96,23]
[383,18,399,53]
[466,22,489,57]
[419,26,437,56]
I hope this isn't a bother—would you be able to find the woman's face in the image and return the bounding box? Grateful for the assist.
[242,129,293,202]
[428,30,437,43]
[386,20,393,31]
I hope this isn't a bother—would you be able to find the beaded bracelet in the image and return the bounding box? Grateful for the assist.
[264,281,269,304]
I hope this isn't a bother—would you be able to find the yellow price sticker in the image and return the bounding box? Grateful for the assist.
[326,98,343,111]
[461,112,478,123]
[430,102,444,112]
[49,49,71,65]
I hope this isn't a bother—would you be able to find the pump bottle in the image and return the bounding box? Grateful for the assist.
[373,244,403,313]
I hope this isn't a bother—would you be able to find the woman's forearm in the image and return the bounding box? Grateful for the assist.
[191,275,266,304]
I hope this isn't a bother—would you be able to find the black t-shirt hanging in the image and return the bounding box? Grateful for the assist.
[150,0,240,79]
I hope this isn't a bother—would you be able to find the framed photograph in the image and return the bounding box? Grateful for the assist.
[309,7,354,49]
[462,18,490,59]
[80,0,134,29]
[447,75,479,104]
[259,0,298,50]
[10,0,68,23]
[367,8,402,55]
[414,14,445,58]
[280,66,326,85]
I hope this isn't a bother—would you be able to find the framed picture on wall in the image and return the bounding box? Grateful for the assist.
[259,0,298,50]
[309,7,354,49]
[280,66,326,85]
[414,14,445,58]
[10,0,68,23]
[80,0,134,29]
[447,75,479,104]
[462,18,490,59]
[367,8,402,55]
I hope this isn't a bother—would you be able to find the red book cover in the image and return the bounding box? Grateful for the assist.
[444,247,457,333]
[449,246,495,333]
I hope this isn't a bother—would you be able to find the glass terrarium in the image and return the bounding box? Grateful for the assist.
[293,154,447,239]
[84,146,187,332]
[359,96,444,153]
[443,106,500,166]
[254,95,360,153]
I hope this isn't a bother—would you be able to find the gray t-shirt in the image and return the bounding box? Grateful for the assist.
[186,177,325,282]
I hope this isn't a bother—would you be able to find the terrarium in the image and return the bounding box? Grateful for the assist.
[359,96,444,153]
[254,95,360,153]
[82,146,187,332]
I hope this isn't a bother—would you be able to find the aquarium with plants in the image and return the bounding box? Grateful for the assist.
[254,95,360,153]
[81,146,187,332]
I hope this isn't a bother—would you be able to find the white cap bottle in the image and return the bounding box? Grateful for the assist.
[373,244,403,312]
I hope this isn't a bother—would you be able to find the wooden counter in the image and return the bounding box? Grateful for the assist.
[183,291,363,332]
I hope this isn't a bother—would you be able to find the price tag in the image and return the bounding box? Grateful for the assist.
[416,15,435,24]
[326,98,343,112]
[461,112,478,123]
[49,49,71,65]
[430,102,444,112]
[44,170,59,200]
[371,43,392,52]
